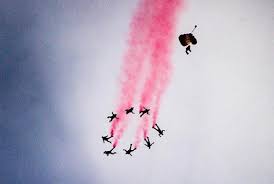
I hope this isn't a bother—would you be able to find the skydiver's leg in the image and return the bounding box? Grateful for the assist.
[152,127,158,131]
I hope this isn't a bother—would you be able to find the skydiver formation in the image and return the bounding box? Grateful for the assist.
[102,26,198,157]
[102,106,165,156]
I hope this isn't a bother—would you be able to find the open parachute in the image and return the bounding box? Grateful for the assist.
[178,25,198,55]
[179,25,197,46]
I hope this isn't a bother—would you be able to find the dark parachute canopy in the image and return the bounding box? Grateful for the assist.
[178,33,197,46]
[178,25,197,47]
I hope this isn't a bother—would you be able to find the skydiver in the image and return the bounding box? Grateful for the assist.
[123,144,136,156]
[125,107,134,114]
[102,135,113,144]
[104,147,116,156]
[139,107,150,117]
[178,25,198,55]
[144,137,154,149]
[152,124,165,137]
[107,112,118,122]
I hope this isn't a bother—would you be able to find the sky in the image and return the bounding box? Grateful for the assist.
[0,0,273,184]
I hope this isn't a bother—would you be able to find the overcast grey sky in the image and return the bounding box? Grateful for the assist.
[0,0,273,183]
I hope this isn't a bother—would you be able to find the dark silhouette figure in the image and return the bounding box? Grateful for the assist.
[139,107,150,117]
[178,25,198,55]
[125,107,134,114]
[104,147,116,156]
[186,45,191,55]
[107,112,118,122]
[144,137,154,149]
[152,124,165,137]
[123,144,136,156]
[102,135,113,144]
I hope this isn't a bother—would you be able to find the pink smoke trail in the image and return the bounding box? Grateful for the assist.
[134,0,183,147]
[151,1,184,128]
[110,0,155,147]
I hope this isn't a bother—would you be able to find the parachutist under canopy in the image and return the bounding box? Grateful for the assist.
[178,25,198,55]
